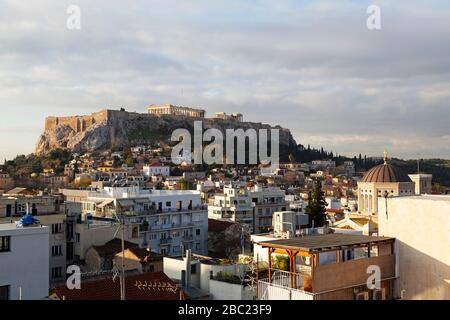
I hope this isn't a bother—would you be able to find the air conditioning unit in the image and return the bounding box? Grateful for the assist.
[373,288,386,300]
[355,291,369,300]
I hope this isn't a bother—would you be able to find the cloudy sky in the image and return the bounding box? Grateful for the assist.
[1,0,450,161]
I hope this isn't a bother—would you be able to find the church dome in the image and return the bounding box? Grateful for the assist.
[361,162,412,183]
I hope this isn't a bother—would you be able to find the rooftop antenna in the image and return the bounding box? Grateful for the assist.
[417,153,420,175]
[113,210,127,301]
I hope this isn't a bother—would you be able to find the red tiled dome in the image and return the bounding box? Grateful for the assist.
[361,163,412,183]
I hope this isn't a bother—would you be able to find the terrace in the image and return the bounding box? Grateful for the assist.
[257,233,396,300]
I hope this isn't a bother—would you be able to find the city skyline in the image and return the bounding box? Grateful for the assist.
[1,1,450,160]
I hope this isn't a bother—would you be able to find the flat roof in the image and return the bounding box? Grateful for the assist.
[0,222,48,235]
[259,233,394,252]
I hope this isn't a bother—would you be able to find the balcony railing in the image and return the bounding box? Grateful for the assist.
[258,270,314,300]
[160,238,173,245]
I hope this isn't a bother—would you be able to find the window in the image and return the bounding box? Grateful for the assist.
[75,233,80,243]
[0,236,10,252]
[196,229,201,236]
[51,267,62,279]
[52,245,62,256]
[132,226,139,238]
[190,264,197,274]
[0,285,10,300]
[52,223,63,234]
[166,201,171,207]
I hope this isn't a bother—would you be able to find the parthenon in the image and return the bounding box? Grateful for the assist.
[147,104,205,118]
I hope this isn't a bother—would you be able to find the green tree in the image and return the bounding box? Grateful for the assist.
[305,180,327,227]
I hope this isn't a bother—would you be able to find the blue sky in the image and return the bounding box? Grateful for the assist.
[1,0,450,160]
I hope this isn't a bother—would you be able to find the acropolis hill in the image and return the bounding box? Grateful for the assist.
[35,106,298,157]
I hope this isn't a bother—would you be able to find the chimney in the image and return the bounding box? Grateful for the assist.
[181,270,186,290]
[184,249,192,288]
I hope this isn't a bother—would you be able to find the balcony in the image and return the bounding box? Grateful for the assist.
[258,270,314,300]
[182,235,194,242]
[160,238,173,245]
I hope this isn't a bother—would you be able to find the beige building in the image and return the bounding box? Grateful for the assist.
[0,173,13,191]
[114,247,164,273]
[378,195,450,300]
[148,104,205,118]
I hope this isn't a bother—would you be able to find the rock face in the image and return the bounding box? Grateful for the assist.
[35,109,298,159]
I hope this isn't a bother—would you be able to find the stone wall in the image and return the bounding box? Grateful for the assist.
[44,109,110,133]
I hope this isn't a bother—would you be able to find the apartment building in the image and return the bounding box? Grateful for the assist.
[208,185,287,234]
[143,162,170,177]
[249,185,287,233]
[75,186,208,256]
[0,223,49,300]
[0,193,80,284]
[208,186,253,231]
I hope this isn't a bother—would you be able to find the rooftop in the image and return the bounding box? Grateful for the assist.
[258,233,394,253]
[51,272,181,300]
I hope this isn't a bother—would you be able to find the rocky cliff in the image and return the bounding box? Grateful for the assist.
[35,109,298,159]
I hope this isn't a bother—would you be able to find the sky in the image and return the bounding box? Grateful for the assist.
[1,0,450,161]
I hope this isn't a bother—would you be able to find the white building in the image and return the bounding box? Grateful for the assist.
[378,195,450,300]
[208,186,253,231]
[163,250,251,300]
[408,174,433,195]
[0,223,50,300]
[79,186,208,256]
[325,197,342,210]
[343,161,356,177]
[311,160,336,173]
[143,162,170,177]
[272,211,309,238]
[208,185,287,234]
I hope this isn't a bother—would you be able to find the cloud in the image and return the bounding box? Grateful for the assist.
[0,0,449,159]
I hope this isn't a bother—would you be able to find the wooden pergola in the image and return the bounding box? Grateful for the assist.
[259,233,395,290]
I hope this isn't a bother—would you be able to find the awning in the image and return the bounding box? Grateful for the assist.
[117,199,135,207]
[96,199,114,209]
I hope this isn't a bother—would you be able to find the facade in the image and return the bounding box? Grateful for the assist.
[408,174,433,194]
[378,195,450,299]
[343,161,356,177]
[0,193,80,283]
[208,186,253,231]
[311,160,336,173]
[0,223,50,300]
[0,173,13,191]
[272,211,309,238]
[113,247,164,273]
[208,185,287,234]
[147,104,205,118]
[249,186,287,233]
[78,186,208,256]
[143,163,170,177]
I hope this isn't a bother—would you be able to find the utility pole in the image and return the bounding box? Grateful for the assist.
[121,219,126,301]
